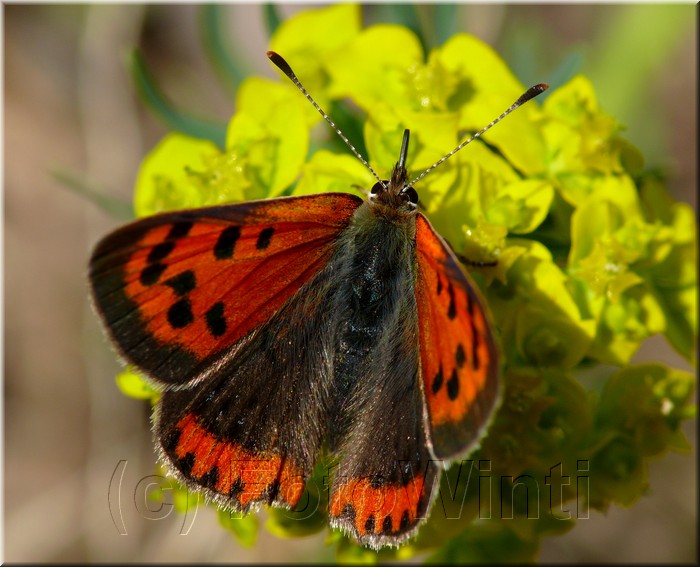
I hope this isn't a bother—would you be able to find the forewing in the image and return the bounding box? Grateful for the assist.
[89,193,362,386]
[414,214,500,461]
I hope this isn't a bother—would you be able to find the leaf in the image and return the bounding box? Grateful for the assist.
[218,509,259,547]
[199,4,248,97]
[127,50,227,149]
[432,4,458,47]
[426,522,540,563]
[52,168,133,220]
[262,3,282,37]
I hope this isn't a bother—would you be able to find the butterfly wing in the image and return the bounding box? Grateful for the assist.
[89,193,363,386]
[328,367,439,549]
[90,192,364,511]
[156,257,347,511]
[326,229,439,549]
[414,213,500,461]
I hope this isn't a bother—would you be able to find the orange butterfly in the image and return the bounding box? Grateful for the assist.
[89,51,547,549]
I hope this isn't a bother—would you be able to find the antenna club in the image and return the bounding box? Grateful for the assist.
[516,83,550,106]
[266,51,296,80]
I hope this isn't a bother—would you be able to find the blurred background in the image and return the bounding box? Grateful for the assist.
[3,4,696,562]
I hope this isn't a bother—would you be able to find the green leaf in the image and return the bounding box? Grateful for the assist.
[262,3,283,37]
[597,364,695,456]
[591,364,696,507]
[199,4,248,97]
[128,50,227,149]
[543,75,628,180]
[433,4,458,47]
[218,508,259,547]
[172,484,200,515]
[334,535,380,564]
[364,109,460,181]
[515,303,595,369]
[51,168,133,220]
[426,522,540,563]
[265,494,327,539]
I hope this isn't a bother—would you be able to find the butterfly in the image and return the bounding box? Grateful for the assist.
[89,51,547,549]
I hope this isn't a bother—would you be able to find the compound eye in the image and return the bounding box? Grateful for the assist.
[403,186,419,205]
[370,182,384,195]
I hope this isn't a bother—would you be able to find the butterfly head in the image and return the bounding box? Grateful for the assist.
[368,129,419,213]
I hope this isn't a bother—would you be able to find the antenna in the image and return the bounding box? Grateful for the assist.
[406,83,549,188]
[267,50,548,192]
[266,51,385,188]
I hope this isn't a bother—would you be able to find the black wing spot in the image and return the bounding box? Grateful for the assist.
[167,221,194,239]
[214,226,241,259]
[447,368,460,401]
[364,514,376,534]
[382,514,393,534]
[168,298,194,328]
[177,452,195,476]
[200,466,219,489]
[341,502,356,521]
[466,291,475,318]
[472,331,481,370]
[229,477,245,498]
[140,263,166,286]
[447,282,457,320]
[265,480,281,502]
[399,510,410,531]
[256,227,275,250]
[205,302,227,337]
[436,276,443,295]
[466,293,482,369]
[165,270,196,296]
[148,241,175,264]
[432,366,444,394]
[456,343,466,368]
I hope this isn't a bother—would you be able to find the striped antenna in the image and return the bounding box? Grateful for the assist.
[267,51,385,188]
[406,83,549,189]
